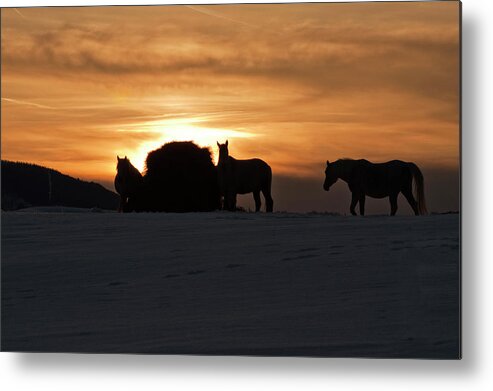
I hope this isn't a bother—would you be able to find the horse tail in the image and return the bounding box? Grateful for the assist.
[408,163,427,215]
[266,164,273,189]
[264,164,274,212]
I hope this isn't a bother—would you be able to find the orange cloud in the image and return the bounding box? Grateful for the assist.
[1,2,459,191]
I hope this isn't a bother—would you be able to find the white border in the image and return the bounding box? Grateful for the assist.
[2,1,493,390]
[1,0,444,6]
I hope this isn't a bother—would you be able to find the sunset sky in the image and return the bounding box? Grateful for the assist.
[1,2,460,213]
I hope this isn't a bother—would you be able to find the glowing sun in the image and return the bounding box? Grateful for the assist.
[120,118,256,173]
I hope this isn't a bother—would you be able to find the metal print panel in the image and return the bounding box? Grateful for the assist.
[0,1,461,358]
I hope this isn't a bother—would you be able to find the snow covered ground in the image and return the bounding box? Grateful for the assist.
[1,210,460,358]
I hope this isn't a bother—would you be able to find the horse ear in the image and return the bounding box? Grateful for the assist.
[225,140,228,147]
[125,155,127,160]
[217,141,220,147]
[117,155,120,161]
[326,160,330,166]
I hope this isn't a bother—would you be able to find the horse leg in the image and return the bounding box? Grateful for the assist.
[122,197,131,213]
[223,190,233,211]
[389,193,398,216]
[350,192,358,216]
[119,195,128,213]
[253,191,261,212]
[359,194,366,216]
[262,188,274,213]
[227,193,237,211]
[118,196,124,212]
[402,187,419,216]
[223,194,230,211]
[127,196,136,212]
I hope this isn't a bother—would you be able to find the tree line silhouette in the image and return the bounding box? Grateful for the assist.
[1,160,118,211]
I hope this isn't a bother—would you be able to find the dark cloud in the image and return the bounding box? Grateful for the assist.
[3,2,459,103]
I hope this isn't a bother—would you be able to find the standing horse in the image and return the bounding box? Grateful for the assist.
[114,156,144,212]
[217,140,274,212]
[323,159,427,216]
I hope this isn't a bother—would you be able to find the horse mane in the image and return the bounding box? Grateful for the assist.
[127,159,142,178]
[117,157,141,178]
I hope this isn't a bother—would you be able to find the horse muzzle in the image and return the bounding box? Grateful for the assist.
[323,183,330,191]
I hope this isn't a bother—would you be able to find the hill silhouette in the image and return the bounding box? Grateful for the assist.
[1,160,118,211]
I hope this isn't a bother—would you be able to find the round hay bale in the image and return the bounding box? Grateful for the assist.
[143,141,220,212]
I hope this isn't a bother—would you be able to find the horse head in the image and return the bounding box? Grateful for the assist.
[323,160,338,191]
[217,140,229,164]
[116,155,130,175]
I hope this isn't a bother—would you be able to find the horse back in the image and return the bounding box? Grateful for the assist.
[353,160,411,197]
[222,157,272,194]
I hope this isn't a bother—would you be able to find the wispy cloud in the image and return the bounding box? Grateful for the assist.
[185,5,260,29]
[13,8,27,19]
[2,97,54,110]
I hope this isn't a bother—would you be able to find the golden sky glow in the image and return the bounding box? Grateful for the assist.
[1,2,459,195]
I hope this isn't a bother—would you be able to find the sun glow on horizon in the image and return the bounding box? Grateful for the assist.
[117,119,257,173]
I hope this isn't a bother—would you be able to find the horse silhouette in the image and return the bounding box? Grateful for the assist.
[114,156,144,212]
[217,140,273,212]
[144,141,220,212]
[323,159,427,216]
